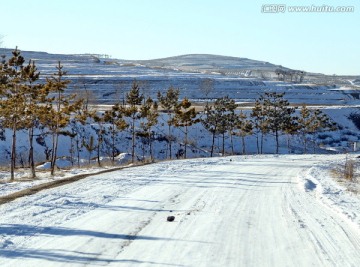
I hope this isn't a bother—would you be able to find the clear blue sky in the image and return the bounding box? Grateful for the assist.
[1,0,359,75]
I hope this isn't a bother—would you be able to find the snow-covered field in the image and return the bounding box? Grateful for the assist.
[1,155,360,266]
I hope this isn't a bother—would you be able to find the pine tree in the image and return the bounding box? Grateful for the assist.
[201,103,219,157]
[298,105,337,153]
[139,97,159,161]
[22,60,48,178]
[0,48,26,181]
[298,105,312,152]
[201,96,237,156]
[260,92,295,154]
[226,108,238,155]
[124,81,144,163]
[104,103,127,163]
[44,61,83,175]
[216,96,237,156]
[251,99,268,154]
[70,98,93,167]
[199,78,214,101]
[173,98,199,159]
[92,111,106,167]
[157,86,180,159]
[234,111,253,155]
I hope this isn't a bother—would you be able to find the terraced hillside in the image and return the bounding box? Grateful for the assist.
[0,48,358,105]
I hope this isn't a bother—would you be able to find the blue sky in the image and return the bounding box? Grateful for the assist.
[1,0,359,75]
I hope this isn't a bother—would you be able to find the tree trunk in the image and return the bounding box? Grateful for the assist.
[168,124,172,160]
[287,135,291,154]
[256,132,260,154]
[10,123,16,181]
[131,118,136,163]
[97,124,102,167]
[51,92,61,176]
[97,135,101,167]
[51,131,58,176]
[242,135,246,155]
[69,136,74,167]
[149,130,154,162]
[222,132,225,156]
[210,131,215,157]
[184,126,188,159]
[275,130,279,154]
[312,135,316,153]
[88,150,92,164]
[28,127,36,178]
[76,136,80,167]
[112,124,116,163]
[303,133,307,154]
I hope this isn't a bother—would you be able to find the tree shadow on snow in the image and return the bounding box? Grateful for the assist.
[0,224,198,266]
[34,201,188,213]
[0,248,185,266]
[0,223,172,241]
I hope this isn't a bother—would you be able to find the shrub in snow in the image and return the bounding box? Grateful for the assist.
[36,162,52,170]
[115,153,132,164]
[36,157,72,170]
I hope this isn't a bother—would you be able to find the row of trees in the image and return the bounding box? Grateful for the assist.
[0,49,337,181]
[201,92,337,156]
[0,49,199,180]
[0,49,84,180]
[275,68,306,83]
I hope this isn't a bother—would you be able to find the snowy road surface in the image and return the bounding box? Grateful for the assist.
[1,155,360,266]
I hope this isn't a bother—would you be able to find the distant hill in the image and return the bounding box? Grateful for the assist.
[136,54,288,73]
[0,48,358,104]
[0,49,292,76]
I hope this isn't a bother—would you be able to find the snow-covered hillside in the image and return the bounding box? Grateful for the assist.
[0,155,360,266]
[0,48,358,104]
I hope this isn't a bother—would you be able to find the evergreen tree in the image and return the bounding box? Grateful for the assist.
[173,98,199,159]
[226,107,238,155]
[283,114,299,153]
[157,86,180,159]
[0,48,26,181]
[251,99,268,154]
[199,78,214,101]
[201,96,237,156]
[201,103,219,157]
[260,92,295,154]
[69,99,92,167]
[139,97,159,161]
[44,61,83,175]
[104,103,127,163]
[124,81,144,163]
[216,96,237,156]
[234,111,253,155]
[92,111,106,167]
[298,105,337,153]
[22,60,49,178]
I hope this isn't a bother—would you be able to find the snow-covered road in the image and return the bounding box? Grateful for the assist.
[1,155,360,266]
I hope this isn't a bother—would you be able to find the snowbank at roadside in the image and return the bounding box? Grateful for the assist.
[299,155,360,229]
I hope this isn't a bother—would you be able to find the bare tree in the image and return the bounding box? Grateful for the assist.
[199,78,215,101]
